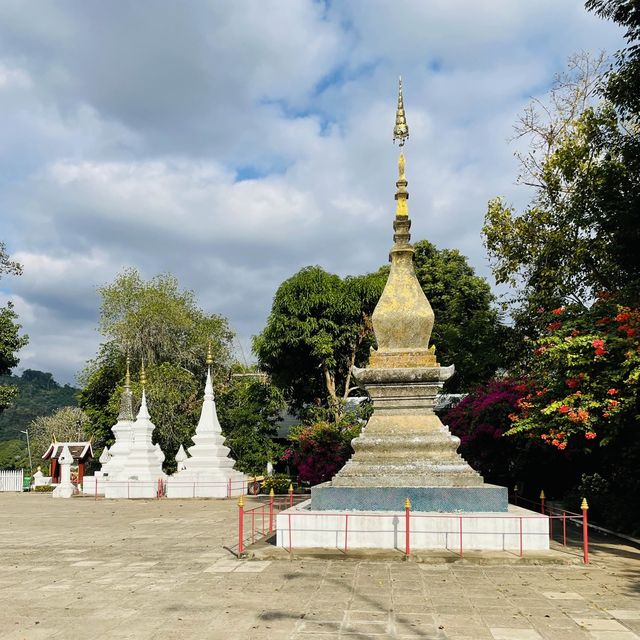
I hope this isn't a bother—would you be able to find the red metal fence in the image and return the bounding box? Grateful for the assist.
[235,493,591,563]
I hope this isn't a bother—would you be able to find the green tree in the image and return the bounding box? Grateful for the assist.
[79,270,234,470]
[412,240,507,391]
[484,48,640,311]
[0,242,29,412]
[29,406,91,467]
[253,267,384,415]
[216,373,286,474]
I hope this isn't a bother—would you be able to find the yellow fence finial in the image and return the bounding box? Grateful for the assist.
[581,497,589,510]
[404,497,412,510]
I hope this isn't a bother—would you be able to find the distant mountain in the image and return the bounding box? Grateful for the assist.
[0,369,79,441]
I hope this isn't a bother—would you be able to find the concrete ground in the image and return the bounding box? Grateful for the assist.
[1,494,639,640]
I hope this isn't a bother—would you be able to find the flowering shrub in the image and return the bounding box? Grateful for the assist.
[506,299,640,448]
[283,414,362,485]
[445,378,566,491]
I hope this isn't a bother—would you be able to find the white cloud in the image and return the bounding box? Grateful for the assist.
[0,1,626,384]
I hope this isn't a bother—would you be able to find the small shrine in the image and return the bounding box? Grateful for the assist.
[42,441,93,486]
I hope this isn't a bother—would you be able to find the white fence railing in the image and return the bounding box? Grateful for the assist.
[0,469,24,492]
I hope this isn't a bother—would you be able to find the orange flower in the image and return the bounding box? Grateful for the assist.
[557,442,567,450]
[585,432,597,440]
[607,399,619,407]
[551,307,565,315]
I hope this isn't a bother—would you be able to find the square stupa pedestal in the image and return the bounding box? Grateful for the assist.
[276,500,549,552]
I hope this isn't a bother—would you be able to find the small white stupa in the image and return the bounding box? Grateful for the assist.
[105,360,166,499]
[52,445,75,498]
[82,356,135,496]
[166,345,246,498]
[175,445,188,471]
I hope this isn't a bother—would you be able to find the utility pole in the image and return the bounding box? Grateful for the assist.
[20,429,33,477]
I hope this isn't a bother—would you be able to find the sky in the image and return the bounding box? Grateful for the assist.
[0,1,625,385]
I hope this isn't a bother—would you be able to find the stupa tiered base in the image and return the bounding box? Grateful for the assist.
[311,365,508,513]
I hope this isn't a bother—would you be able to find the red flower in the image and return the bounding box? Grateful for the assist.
[596,317,610,325]
[615,312,631,323]
[558,405,570,414]
[603,411,610,418]
[566,378,579,389]
[595,348,607,357]
[627,328,637,338]
[607,388,619,395]
[607,399,619,407]
[592,339,605,349]
[585,432,597,440]
[557,442,567,450]
[547,321,562,331]
[551,307,565,316]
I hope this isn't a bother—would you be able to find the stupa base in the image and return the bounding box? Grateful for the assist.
[311,483,508,512]
[276,501,548,552]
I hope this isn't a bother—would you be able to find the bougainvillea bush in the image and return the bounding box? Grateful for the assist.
[282,412,363,485]
[506,298,640,533]
[507,299,640,448]
[445,378,570,498]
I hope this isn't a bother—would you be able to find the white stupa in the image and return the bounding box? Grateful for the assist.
[105,361,166,499]
[175,445,188,471]
[166,346,246,498]
[82,357,135,496]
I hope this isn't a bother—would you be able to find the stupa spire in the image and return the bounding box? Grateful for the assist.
[117,352,134,422]
[393,77,409,147]
[124,352,131,389]
[138,359,149,420]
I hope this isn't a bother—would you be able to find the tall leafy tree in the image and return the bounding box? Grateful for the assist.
[484,47,640,311]
[253,266,385,416]
[0,242,28,413]
[412,240,507,391]
[80,269,233,468]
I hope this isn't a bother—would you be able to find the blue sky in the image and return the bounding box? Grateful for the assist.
[0,1,625,384]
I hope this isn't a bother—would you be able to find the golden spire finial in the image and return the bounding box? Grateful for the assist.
[140,358,146,388]
[206,342,213,366]
[393,77,409,147]
[125,352,131,388]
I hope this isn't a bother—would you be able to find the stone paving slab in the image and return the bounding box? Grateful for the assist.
[1,493,639,640]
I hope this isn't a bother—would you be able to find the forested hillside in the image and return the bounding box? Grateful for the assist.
[0,370,78,441]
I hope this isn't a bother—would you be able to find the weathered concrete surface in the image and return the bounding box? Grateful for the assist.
[1,493,640,640]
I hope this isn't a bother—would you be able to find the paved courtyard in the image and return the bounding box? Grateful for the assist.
[1,494,639,640]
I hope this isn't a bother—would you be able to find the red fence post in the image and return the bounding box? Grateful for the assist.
[539,489,546,514]
[288,483,294,508]
[404,498,411,556]
[238,495,245,555]
[582,498,589,564]
[269,488,274,533]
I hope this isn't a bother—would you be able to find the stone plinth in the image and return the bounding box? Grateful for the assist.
[277,501,549,551]
[312,364,507,512]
